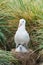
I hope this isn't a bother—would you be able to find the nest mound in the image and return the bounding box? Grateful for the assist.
[11,49,38,65]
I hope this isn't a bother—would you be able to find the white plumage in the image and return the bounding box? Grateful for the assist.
[14,19,30,48]
[15,45,28,53]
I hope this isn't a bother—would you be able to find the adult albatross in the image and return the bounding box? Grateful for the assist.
[14,19,30,49]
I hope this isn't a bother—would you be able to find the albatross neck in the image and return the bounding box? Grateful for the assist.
[18,25,25,30]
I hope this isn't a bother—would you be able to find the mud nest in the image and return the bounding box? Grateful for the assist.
[11,49,39,65]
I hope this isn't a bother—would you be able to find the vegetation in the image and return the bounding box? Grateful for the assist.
[0,0,43,65]
[0,50,19,65]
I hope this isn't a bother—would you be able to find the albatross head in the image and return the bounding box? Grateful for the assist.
[18,19,26,28]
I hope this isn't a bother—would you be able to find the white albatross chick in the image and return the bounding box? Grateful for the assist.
[14,19,30,48]
[15,45,28,53]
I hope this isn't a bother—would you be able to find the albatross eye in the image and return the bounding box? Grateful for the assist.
[22,21,24,23]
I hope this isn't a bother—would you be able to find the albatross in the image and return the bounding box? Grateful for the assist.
[14,19,30,49]
[15,45,28,53]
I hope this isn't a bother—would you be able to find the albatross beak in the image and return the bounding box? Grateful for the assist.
[19,23,22,27]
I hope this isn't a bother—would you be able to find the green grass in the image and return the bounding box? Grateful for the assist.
[0,50,19,65]
[0,1,43,65]
[0,0,43,50]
